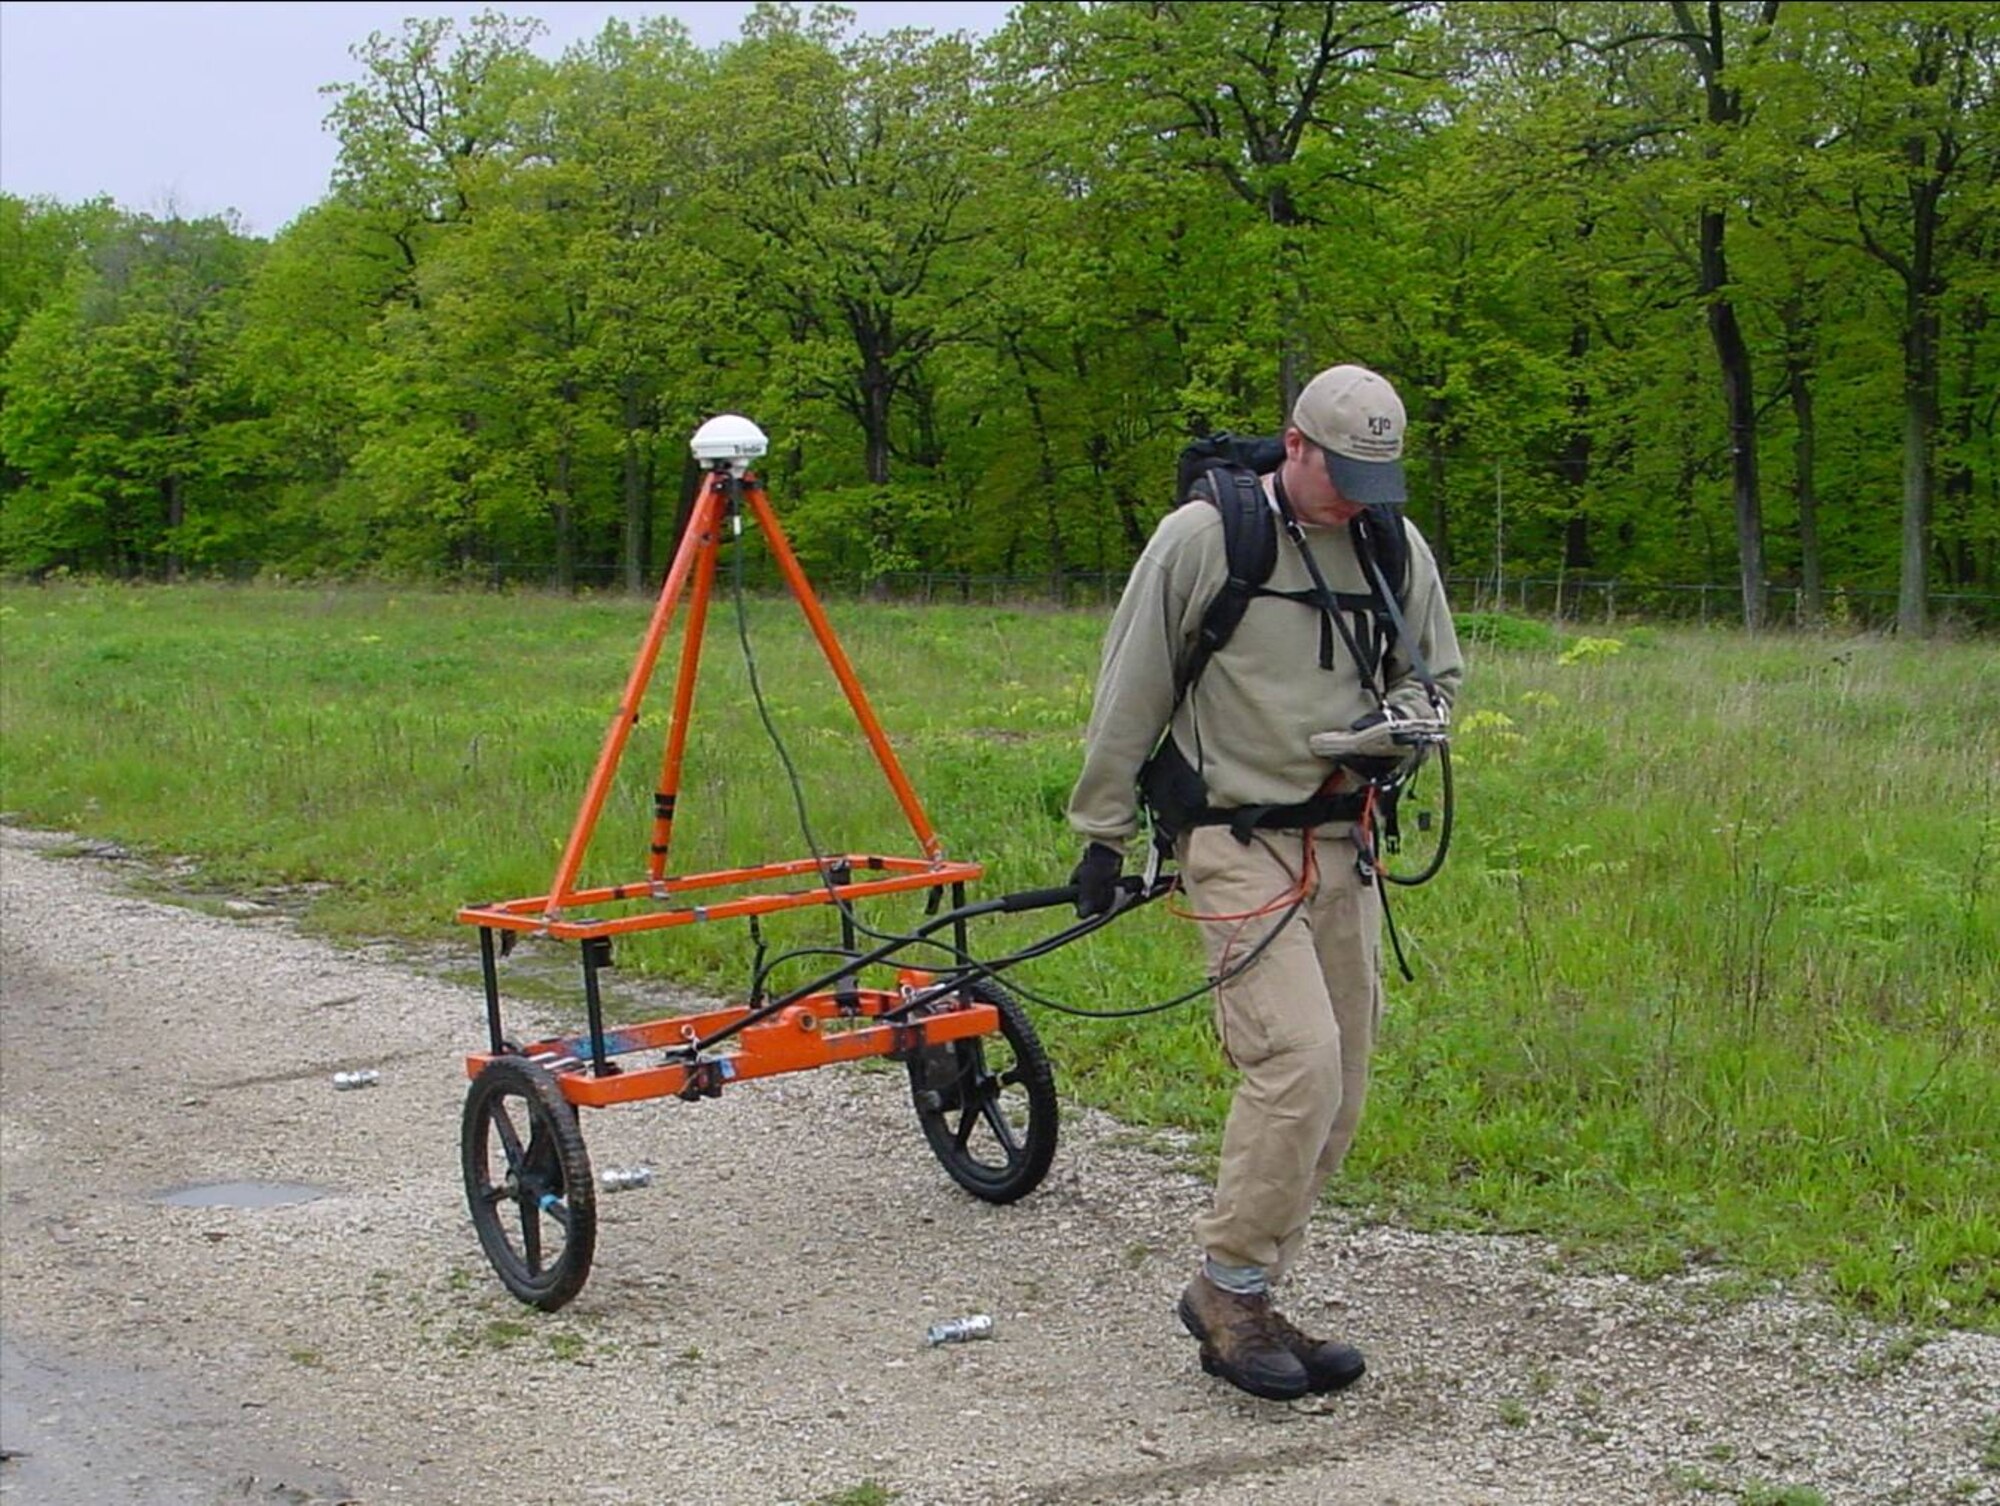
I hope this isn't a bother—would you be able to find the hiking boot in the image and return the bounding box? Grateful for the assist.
[1176,1274,1310,1401]
[1210,1306,1365,1394]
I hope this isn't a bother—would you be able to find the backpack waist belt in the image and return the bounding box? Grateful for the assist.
[1140,736,1363,844]
[1183,792,1368,843]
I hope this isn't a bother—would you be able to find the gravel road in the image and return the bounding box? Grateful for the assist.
[2,825,1995,1505]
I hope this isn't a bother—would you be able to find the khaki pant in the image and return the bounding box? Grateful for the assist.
[1181,824,1382,1283]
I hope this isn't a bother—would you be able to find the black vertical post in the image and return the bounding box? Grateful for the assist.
[952,881,968,964]
[831,860,856,953]
[480,927,505,1056]
[829,860,859,1011]
[581,937,614,1076]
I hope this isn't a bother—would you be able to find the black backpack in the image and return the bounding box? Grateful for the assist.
[1173,431,1411,701]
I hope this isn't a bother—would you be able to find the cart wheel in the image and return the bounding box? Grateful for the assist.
[461,1056,596,1312]
[907,980,1057,1203]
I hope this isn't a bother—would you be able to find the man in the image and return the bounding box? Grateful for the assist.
[1066,363,1463,1402]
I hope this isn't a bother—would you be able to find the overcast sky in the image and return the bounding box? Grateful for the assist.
[0,1,1017,237]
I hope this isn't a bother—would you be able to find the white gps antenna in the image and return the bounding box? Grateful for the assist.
[689,414,768,475]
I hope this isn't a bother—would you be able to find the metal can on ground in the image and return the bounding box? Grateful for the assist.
[331,1069,380,1091]
[926,1314,994,1346]
[599,1166,654,1193]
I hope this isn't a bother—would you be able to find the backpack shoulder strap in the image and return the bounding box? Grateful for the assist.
[1352,505,1410,606]
[1350,507,1443,707]
[1176,467,1276,704]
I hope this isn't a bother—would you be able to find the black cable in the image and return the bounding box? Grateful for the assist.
[727,493,967,959]
[746,882,1303,1022]
[980,890,1306,1019]
[729,478,842,893]
[724,497,1124,999]
[1377,869,1416,982]
[1381,741,1453,888]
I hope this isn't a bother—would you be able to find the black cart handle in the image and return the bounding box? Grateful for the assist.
[996,883,1077,913]
[994,872,1165,913]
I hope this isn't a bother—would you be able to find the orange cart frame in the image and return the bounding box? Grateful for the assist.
[453,441,1091,1311]
[457,457,990,1081]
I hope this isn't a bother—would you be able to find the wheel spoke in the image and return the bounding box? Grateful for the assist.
[952,1087,984,1150]
[518,1195,543,1275]
[489,1098,526,1174]
[525,1123,559,1185]
[978,1089,1022,1158]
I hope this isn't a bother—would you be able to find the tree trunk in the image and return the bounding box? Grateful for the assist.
[1939,293,1985,589]
[1272,201,1309,423]
[1789,369,1822,625]
[1898,296,1937,635]
[1008,335,1066,595]
[1785,332,1823,626]
[1561,322,1593,570]
[1087,432,1147,555]
[642,446,659,588]
[552,442,576,594]
[620,377,651,594]
[664,453,703,568]
[904,369,945,473]
[162,472,183,582]
[1897,138,1946,634]
[851,308,896,487]
[1704,218,1766,631]
[1423,393,1451,578]
[1674,0,1773,630]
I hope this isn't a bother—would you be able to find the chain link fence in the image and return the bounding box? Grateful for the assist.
[812,570,2000,631]
[1451,576,2000,631]
[478,559,1998,631]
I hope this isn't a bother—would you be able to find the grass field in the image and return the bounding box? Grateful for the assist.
[2,579,1994,1329]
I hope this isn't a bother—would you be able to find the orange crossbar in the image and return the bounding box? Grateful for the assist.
[462,988,999,1108]
[457,855,984,940]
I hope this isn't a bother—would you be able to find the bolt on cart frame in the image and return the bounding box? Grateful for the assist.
[455,419,1071,1311]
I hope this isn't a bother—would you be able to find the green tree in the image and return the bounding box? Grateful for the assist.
[228,200,415,570]
[323,12,549,241]
[1788,1,1999,633]
[316,12,555,576]
[1011,0,1433,419]
[0,193,121,508]
[540,17,724,590]
[0,194,118,359]
[0,212,262,577]
[704,4,1001,578]
[1519,0,1785,627]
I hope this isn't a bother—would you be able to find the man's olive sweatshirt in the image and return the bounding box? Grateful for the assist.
[1068,492,1465,849]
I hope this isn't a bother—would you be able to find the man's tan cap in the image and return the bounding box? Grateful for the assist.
[1291,364,1407,505]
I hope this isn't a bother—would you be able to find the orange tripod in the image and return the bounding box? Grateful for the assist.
[455,424,1065,1311]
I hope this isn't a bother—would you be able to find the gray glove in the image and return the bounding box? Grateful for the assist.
[1309,706,1448,780]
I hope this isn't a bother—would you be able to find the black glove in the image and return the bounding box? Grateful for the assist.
[1070,841,1123,919]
